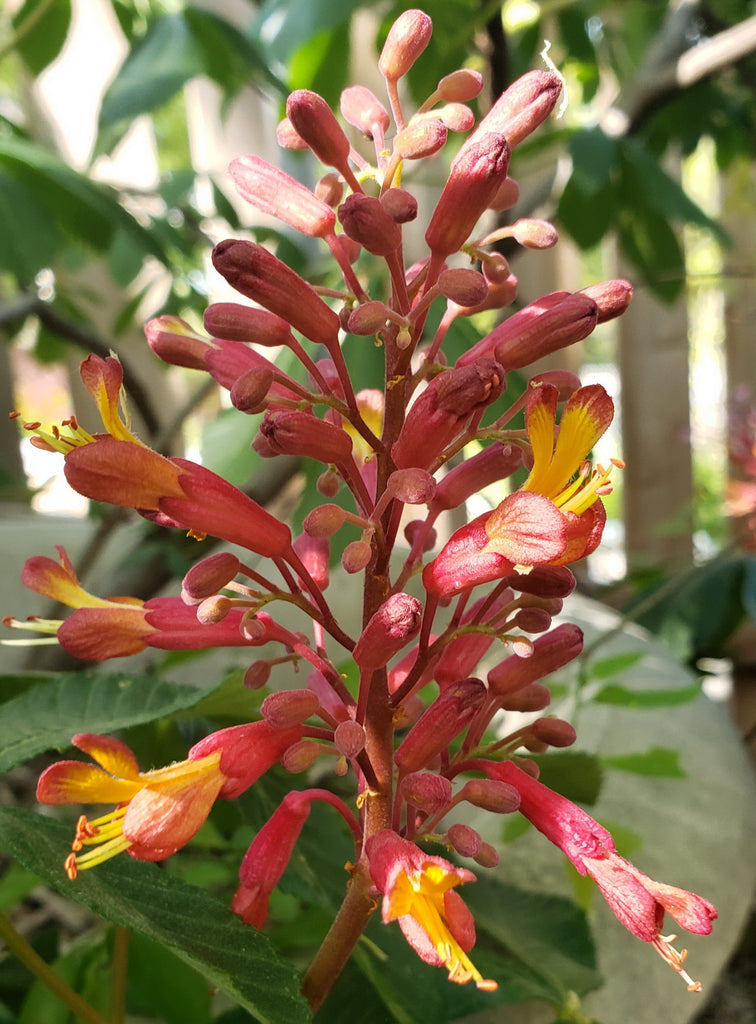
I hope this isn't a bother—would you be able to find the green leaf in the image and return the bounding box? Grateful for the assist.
[0,807,311,1024]
[0,671,207,773]
[616,205,684,302]
[586,650,644,680]
[601,747,685,778]
[126,933,212,1024]
[593,681,701,708]
[525,752,603,805]
[12,0,72,74]
[0,170,61,280]
[252,0,365,64]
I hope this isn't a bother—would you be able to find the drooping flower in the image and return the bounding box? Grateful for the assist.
[485,760,717,990]
[366,830,497,991]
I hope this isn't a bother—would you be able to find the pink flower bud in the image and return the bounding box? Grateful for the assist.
[353,593,423,670]
[229,156,336,239]
[399,771,452,814]
[262,689,321,728]
[456,274,518,313]
[392,359,506,470]
[579,279,633,323]
[394,118,448,159]
[281,739,322,773]
[437,103,475,132]
[339,85,390,139]
[473,842,499,868]
[334,720,366,758]
[286,89,351,170]
[347,301,396,336]
[315,172,344,207]
[181,552,240,604]
[387,468,436,504]
[528,369,582,401]
[425,133,511,259]
[145,316,209,370]
[438,268,489,307]
[510,218,559,249]
[403,519,437,551]
[475,70,562,148]
[530,717,577,748]
[293,533,330,590]
[230,367,274,413]
[196,595,232,624]
[212,239,340,349]
[338,194,401,256]
[507,565,576,599]
[458,778,521,813]
[317,469,340,498]
[203,302,293,347]
[433,442,523,511]
[510,606,553,633]
[243,661,271,690]
[488,176,520,212]
[276,117,308,149]
[258,409,354,464]
[394,678,487,773]
[458,291,596,369]
[381,188,418,223]
[447,823,482,858]
[378,9,433,81]
[303,504,348,538]
[436,69,484,102]
[500,682,551,712]
[342,540,372,573]
[488,623,583,696]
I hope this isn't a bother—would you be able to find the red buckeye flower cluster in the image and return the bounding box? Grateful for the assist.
[7,7,714,1011]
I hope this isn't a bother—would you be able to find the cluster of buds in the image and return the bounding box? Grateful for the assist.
[7,8,714,1010]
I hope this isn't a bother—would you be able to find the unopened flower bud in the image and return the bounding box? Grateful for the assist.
[579,279,633,323]
[488,176,520,211]
[510,218,558,249]
[455,275,519,313]
[475,70,562,148]
[293,533,330,591]
[181,552,240,604]
[458,778,521,814]
[392,359,506,470]
[281,739,322,773]
[507,565,576,599]
[530,717,577,748]
[243,661,271,690]
[212,240,340,349]
[474,841,500,868]
[338,194,401,256]
[342,540,372,573]
[229,156,336,239]
[240,615,268,643]
[438,268,489,307]
[447,823,482,858]
[399,772,452,814]
[488,623,583,696]
[528,369,581,401]
[379,8,433,81]
[317,469,340,497]
[388,468,436,504]
[339,85,390,139]
[380,188,418,224]
[394,678,487,773]
[510,606,553,633]
[230,367,274,413]
[145,316,209,370]
[334,720,366,758]
[262,689,321,729]
[433,442,522,511]
[315,172,344,207]
[197,595,232,625]
[437,102,475,132]
[347,300,396,336]
[480,252,511,285]
[286,89,351,171]
[426,133,511,259]
[204,302,293,347]
[276,117,308,149]
[500,682,552,712]
[394,118,448,159]
[259,409,354,465]
[353,593,423,670]
[436,68,484,102]
[303,504,348,538]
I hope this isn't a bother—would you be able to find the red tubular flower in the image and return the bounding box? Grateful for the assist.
[352,593,423,670]
[486,761,717,989]
[232,791,313,928]
[378,9,433,82]
[188,721,303,799]
[228,155,336,239]
[366,830,496,991]
[394,679,487,772]
[473,70,562,149]
[487,623,584,697]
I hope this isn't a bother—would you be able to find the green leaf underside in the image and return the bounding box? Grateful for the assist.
[0,807,311,1024]
[601,747,685,777]
[593,682,701,708]
[0,672,207,774]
